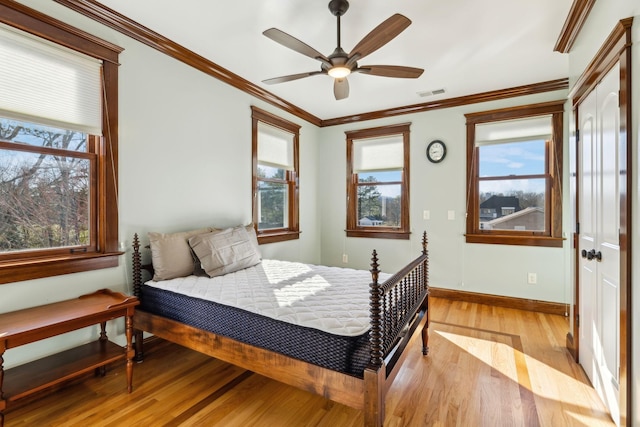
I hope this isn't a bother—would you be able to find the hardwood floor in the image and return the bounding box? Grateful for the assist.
[5,297,614,426]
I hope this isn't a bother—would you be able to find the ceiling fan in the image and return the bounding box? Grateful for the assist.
[262,0,424,100]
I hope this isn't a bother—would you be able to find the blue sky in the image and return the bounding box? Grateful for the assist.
[478,139,546,196]
[479,139,545,177]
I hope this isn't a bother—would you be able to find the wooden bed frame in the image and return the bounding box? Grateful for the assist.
[131,231,430,427]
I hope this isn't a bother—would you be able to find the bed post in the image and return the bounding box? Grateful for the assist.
[364,249,385,427]
[132,233,144,362]
[132,233,142,299]
[421,231,430,356]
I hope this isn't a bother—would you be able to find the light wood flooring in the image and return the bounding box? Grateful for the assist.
[5,297,614,426]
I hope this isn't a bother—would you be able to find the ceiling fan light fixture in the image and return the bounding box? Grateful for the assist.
[262,1,423,100]
[328,66,351,78]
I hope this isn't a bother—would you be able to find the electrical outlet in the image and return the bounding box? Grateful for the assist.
[342,254,348,263]
[527,273,537,284]
[448,210,455,220]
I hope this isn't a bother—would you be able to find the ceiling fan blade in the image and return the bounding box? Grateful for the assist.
[262,71,324,85]
[347,14,411,64]
[263,28,331,64]
[356,65,424,78]
[334,77,349,100]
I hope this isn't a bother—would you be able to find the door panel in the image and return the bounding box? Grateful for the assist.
[578,87,597,381]
[578,62,620,425]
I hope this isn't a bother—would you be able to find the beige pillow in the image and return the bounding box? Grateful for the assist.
[244,223,261,257]
[148,227,213,281]
[189,227,261,277]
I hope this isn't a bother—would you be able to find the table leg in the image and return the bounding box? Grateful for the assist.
[1,345,5,427]
[96,321,108,376]
[125,312,134,393]
[99,321,107,342]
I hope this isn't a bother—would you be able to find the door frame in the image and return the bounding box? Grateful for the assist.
[568,18,632,426]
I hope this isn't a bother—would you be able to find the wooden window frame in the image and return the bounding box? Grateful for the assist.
[0,1,122,284]
[465,101,564,247]
[251,106,300,244]
[346,123,411,240]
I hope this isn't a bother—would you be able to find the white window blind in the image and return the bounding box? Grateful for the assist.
[258,121,294,170]
[475,116,552,146]
[353,135,403,173]
[0,23,103,135]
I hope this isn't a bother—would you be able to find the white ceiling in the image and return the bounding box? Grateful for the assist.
[96,0,573,121]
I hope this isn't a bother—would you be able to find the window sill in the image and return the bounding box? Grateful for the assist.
[465,234,564,247]
[346,229,411,240]
[0,252,123,285]
[257,230,300,245]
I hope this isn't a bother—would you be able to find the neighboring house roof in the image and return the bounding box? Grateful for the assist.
[486,207,543,226]
[480,195,521,210]
[482,206,544,231]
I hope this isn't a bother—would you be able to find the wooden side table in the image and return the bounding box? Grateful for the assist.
[0,289,139,427]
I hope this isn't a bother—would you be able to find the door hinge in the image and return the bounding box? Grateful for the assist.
[576,314,580,328]
[576,222,580,234]
[575,129,580,143]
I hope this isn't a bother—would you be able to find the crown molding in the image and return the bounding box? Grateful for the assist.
[53,0,323,126]
[554,0,596,53]
[321,78,569,127]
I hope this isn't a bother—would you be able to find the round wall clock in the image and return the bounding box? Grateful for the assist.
[426,140,446,163]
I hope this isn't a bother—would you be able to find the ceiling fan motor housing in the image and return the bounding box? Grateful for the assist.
[329,0,349,17]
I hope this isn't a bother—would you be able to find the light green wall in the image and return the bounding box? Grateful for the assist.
[317,92,571,305]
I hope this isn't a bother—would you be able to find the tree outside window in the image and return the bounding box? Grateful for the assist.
[0,119,92,253]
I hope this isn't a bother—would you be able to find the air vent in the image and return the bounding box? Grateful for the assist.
[417,88,446,97]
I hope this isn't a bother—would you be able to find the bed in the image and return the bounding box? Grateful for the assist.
[131,227,429,427]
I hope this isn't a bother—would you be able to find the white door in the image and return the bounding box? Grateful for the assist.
[578,62,620,425]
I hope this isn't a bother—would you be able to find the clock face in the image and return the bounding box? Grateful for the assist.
[427,140,446,163]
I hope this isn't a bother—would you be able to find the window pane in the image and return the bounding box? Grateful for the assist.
[0,148,90,252]
[357,183,401,227]
[0,117,87,151]
[257,180,288,230]
[258,164,286,180]
[358,170,401,183]
[478,139,546,177]
[478,178,546,231]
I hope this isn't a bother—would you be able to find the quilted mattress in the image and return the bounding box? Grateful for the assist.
[141,259,391,377]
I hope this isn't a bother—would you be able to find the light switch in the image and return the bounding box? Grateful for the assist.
[423,210,430,220]
[448,210,455,220]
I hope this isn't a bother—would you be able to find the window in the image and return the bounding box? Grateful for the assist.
[251,106,300,244]
[346,123,410,240]
[0,3,122,284]
[465,101,564,247]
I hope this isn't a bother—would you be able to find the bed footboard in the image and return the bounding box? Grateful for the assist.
[369,231,429,365]
[364,231,429,425]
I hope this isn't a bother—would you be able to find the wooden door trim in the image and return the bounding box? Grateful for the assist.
[570,17,633,427]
